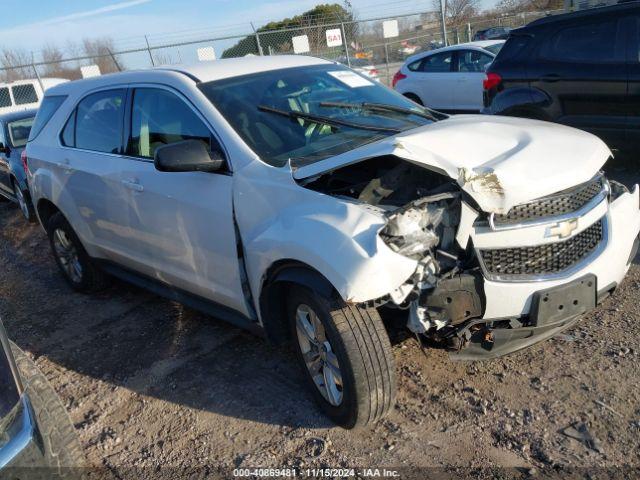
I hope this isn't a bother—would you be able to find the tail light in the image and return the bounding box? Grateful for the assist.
[370,68,379,78]
[21,149,29,176]
[392,71,406,88]
[483,72,502,91]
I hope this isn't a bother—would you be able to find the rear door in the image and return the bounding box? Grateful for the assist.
[407,51,455,109]
[58,88,133,262]
[453,48,495,111]
[527,16,627,147]
[118,85,248,316]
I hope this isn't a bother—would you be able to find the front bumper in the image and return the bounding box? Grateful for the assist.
[476,187,640,320]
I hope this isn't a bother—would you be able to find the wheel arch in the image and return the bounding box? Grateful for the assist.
[490,86,552,120]
[259,259,338,345]
[36,198,61,229]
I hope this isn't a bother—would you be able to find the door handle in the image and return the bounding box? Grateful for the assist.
[540,74,561,83]
[122,179,144,192]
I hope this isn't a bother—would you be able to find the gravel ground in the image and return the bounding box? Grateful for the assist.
[0,162,639,479]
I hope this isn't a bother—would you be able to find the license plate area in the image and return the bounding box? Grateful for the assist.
[530,274,596,326]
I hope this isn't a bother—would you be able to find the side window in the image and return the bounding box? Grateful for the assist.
[0,88,10,108]
[407,59,422,71]
[11,84,38,105]
[75,89,125,154]
[541,19,621,63]
[127,88,214,159]
[419,52,453,73]
[456,49,494,72]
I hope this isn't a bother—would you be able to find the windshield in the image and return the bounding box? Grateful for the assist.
[7,117,34,148]
[199,64,435,167]
[483,43,504,56]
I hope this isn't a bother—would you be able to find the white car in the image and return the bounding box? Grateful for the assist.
[25,56,640,428]
[393,40,505,112]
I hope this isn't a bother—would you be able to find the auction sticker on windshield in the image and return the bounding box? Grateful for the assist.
[328,70,374,88]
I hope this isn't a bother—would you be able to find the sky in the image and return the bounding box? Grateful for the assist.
[0,0,499,56]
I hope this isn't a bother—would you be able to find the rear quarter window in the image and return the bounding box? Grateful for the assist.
[493,35,532,64]
[28,95,67,142]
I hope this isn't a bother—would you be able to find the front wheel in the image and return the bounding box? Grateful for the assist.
[287,285,396,429]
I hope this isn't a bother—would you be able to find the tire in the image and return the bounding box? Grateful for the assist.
[46,212,109,292]
[287,285,396,429]
[403,93,423,106]
[12,178,36,223]
[11,342,86,476]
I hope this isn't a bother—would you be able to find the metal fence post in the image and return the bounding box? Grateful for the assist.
[341,22,351,67]
[467,23,472,42]
[145,35,155,66]
[251,22,264,56]
[30,52,44,91]
[384,42,390,85]
[107,48,123,71]
[439,0,448,45]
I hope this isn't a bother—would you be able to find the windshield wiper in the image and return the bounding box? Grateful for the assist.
[257,105,402,134]
[319,101,443,122]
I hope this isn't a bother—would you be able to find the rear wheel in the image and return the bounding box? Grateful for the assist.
[13,179,35,222]
[287,285,396,428]
[46,212,108,292]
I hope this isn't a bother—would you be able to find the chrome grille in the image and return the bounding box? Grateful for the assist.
[479,219,604,278]
[493,176,604,226]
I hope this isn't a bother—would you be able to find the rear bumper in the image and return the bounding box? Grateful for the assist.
[0,395,47,469]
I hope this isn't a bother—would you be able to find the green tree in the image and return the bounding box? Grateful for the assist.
[222,3,355,58]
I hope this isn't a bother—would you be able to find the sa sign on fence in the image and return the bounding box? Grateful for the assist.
[326,28,343,47]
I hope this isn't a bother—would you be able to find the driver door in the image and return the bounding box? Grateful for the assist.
[119,86,248,316]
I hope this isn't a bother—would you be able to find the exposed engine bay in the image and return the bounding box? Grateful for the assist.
[302,155,484,345]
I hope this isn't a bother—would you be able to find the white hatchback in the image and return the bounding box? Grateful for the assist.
[393,40,505,112]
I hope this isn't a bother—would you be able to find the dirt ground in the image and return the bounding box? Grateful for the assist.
[1,162,639,480]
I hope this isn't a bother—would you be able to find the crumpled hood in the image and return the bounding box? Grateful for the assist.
[292,115,612,214]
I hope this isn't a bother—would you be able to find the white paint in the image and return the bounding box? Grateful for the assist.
[292,114,613,215]
[325,28,343,47]
[80,64,101,78]
[382,20,399,39]
[292,35,310,54]
[327,70,374,88]
[196,46,216,62]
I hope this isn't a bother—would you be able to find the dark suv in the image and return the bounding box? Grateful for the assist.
[483,2,638,153]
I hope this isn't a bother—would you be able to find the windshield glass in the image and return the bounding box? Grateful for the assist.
[484,43,504,56]
[199,64,435,167]
[8,117,34,148]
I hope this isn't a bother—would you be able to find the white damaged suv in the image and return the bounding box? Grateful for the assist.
[25,56,640,428]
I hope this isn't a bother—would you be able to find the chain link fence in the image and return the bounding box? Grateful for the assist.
[0,8,563,88]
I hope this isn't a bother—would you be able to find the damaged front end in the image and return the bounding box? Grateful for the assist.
[302,154,486,351]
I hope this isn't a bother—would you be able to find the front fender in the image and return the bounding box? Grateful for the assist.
[234,164,417,309]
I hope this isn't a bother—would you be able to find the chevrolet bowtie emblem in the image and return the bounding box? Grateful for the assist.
[546,219,579,239]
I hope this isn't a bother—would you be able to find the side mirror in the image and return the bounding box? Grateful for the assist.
[154,140,225,173]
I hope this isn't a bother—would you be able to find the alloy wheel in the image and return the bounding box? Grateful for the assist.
[52,228,83,283]
[295,304,343,406]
